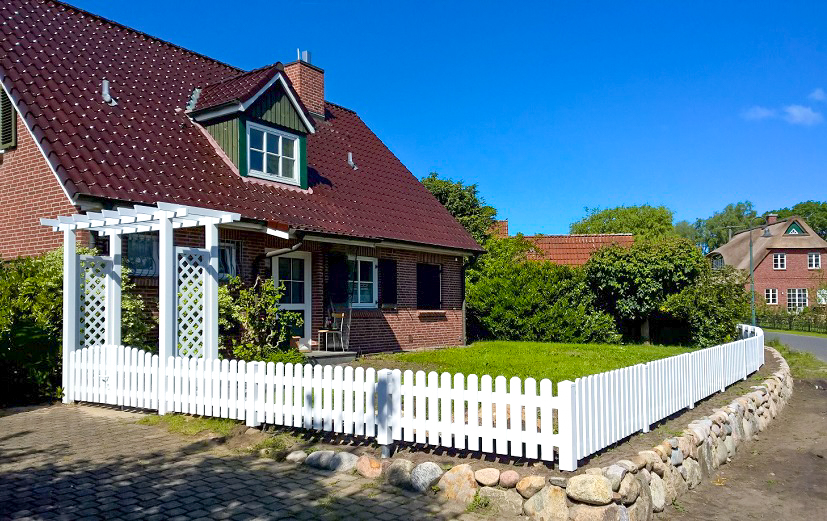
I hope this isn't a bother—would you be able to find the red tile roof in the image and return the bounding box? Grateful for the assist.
[525,234,634,266]
[194,65,280,111]
[0,0,481,252]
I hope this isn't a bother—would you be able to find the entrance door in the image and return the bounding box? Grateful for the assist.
[273,251,312,349]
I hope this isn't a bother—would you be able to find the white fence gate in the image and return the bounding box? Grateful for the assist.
[64,326,764,471]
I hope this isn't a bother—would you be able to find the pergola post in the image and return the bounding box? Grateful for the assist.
[158,212,175,414]
[106,233,122,346]
[62,228,78,404]
[204,220,219,360]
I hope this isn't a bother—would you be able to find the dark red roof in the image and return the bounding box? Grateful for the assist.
[0,0,481,252]
[194,65,280,111]
[526,234,634,266]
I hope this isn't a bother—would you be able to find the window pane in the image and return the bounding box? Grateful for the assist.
[360,260,373,282]
[266,133,279,154]
[293,258,304,281]
[349,281,358,301]
[278,258,291,280]
[282,138,295,158]
[360,282,372,303]
[291,282,304,304]
[266,154,279,175]
[281,281,292,304]
[290,310,305,338]
[281,157,295,178]
[250,128,264,150]
[250,150,263,172]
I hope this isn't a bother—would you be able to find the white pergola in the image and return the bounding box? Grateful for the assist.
[42,202,241,411]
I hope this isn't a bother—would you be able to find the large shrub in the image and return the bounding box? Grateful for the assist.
[0,247,154,405]
[466,237,620,343]
[218,276,306,364]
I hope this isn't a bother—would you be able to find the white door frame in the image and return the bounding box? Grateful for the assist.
[272,251,312,348]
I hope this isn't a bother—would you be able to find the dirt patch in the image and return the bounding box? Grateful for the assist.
[657,378,827,520]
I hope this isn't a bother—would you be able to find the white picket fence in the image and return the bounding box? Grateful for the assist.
[64,325,764,471]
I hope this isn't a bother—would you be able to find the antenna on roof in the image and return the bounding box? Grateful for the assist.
[101,79,118,106]
[296,49,312,64]
[347,151,358,171]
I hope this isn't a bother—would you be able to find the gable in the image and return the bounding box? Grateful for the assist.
[247,83,309,134]
[785,221,805,235]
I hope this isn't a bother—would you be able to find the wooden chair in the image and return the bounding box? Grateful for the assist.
[318,312,346,351]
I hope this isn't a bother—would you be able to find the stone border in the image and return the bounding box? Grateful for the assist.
[283,346,793,520]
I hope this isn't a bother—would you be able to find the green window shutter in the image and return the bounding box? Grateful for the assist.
[0,90,17,151]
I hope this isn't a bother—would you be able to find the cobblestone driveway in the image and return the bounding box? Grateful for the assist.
[0,405,490,521]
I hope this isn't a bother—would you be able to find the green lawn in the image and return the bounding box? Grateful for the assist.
[353,341,693,383]
[764,328,827,340]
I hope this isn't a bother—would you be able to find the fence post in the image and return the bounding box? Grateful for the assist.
[557,380,578,472]
[641,363,650,433]
[377,369,391,457]
[246,362,259,427]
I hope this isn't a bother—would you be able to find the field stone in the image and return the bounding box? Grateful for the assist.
[499,470,520,488]
[410,462,444,493]
[479,487,524,517]
[569,504,630,521]
[605,465,627,491]
[628,477,652,521]
[355,455,382,479]
[715,439,728,465]
[663,465,687,503]
[566,474,613,506]
[304,450,335,469]
[548,476,568,488]
[670,448,684,466]
[387,459,415,488]
[329,452,359,472]
[725,436,736,458]
[436,464,478,505]
[474,467,500,487]
[285,450,307,464]
[523,485,568,521]
[616,459,638,472]
[698,441,714,477]
[638,451,659,471]
[680,458,702,489]
[517,475,547,499]
[618,473,640,505]
[650,473,666,512]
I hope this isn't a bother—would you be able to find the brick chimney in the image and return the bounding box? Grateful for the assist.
[284,50,325,118]
[766,213,778,224]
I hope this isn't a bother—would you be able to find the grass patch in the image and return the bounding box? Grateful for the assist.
[250,433,301,460]
[766,339,827,380]
[137,413,238,437]
[466,492,491,513]
[765,328,827,340]
[355,341,693,382]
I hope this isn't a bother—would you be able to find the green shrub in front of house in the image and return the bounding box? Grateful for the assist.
[218,276,306,364]
[466,237,621,344]
[0,247,155,406]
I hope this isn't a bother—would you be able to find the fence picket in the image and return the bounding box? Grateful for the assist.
[414,371,427,444]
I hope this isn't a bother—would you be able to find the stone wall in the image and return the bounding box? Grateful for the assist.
[287,346,794,520]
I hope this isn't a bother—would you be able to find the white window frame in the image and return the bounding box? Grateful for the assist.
[764,288,778,305]
[711,255,724,269]
[272,251,312,347]
[246,121,300,185]
[347,255,378,308]
[787,288,808,312]
[126,234,159,276]
[218,241,240,280]
[772,253,786,270]
[808,252,822,270]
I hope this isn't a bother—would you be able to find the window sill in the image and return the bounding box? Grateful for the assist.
[248,171,300,187]
[417,310,446,316]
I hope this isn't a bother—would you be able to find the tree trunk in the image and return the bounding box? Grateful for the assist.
[641,317,651,344]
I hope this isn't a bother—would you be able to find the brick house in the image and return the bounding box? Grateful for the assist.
[0,0,482,354]
[709,215,827,311]
[489,220,634,266]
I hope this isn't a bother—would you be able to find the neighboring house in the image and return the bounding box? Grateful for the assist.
[0,0,482,353]
[709,214,827,311]
[489,220,634,266]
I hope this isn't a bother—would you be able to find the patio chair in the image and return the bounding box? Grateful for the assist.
[318,311,350,351]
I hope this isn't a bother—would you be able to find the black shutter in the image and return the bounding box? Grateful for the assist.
[0,90,16,150]
[378,259,397,305]
[327,252,349,305]
[416,263,441,310]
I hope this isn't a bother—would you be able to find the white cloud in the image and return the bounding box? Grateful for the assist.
[741,106,776,121]
[809,88,826,102]
[782,105,823,125]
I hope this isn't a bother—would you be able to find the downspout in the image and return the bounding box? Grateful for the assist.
[265,242,304,258]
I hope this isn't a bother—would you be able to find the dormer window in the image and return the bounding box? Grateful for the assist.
[247,122,299,185]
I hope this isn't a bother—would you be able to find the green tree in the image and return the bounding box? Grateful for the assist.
[673,220,700,246]
[421,172,497,245]
[584,237,708,342]
[693,201,757,253]
[569,205,674,241]
[466,236,620,343]
[769,200,827,240]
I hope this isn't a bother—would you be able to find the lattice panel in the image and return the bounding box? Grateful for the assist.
[79,256,110,349]
[177,249,207,358]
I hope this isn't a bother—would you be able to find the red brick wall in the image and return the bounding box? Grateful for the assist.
[752,248,826,309]
[283,61,325,116]
[0,112,78,258]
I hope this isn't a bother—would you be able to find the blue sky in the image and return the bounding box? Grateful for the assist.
[74,0,826,234]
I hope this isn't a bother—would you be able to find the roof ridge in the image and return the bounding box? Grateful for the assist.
[47,0,241,74]
[201,63,281,89]
[525,233,634,238]
[325,100,357,114]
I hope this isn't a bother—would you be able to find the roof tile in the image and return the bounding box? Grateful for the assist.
[525,234,634,266]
